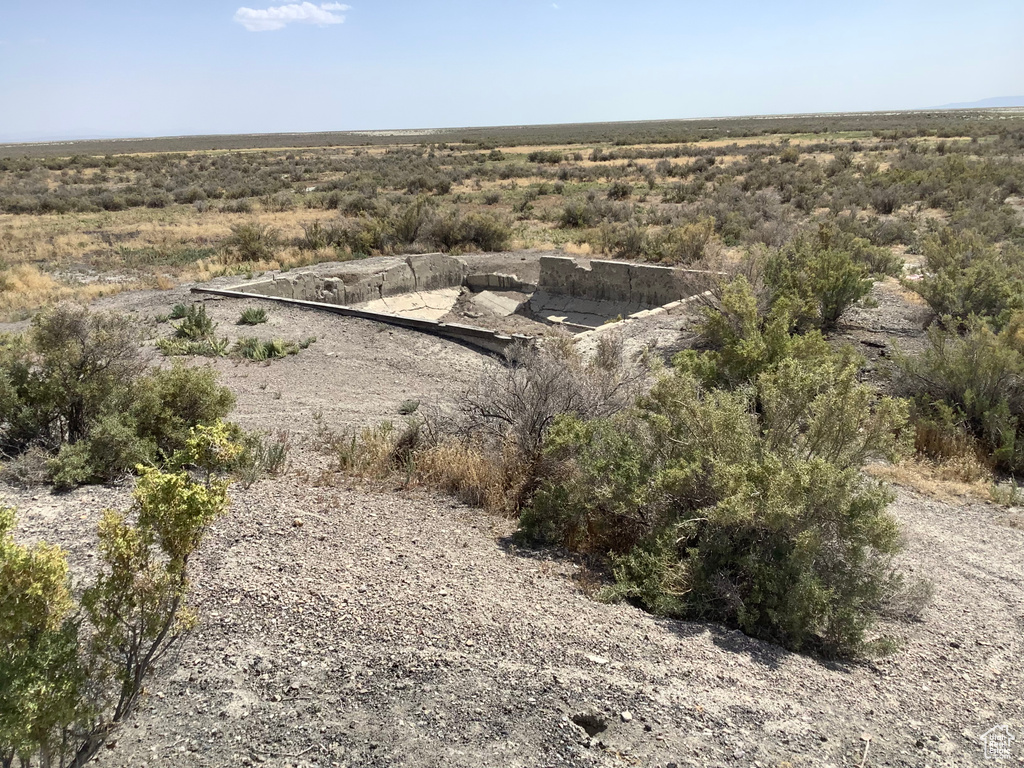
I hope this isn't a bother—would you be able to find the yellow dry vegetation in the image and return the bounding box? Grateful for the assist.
[0,129,930,321]
[0,263,127,318]
[0,206,348,319]
[414,440,507,511]
[865,457,1008,506]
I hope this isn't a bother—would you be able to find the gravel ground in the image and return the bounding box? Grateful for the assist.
[7,461,1022,768]
[4,263,1023,768]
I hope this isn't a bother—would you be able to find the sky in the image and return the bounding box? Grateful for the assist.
[1,0,1022,142]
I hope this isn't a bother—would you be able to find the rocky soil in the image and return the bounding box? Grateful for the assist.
[3,260,1023,768]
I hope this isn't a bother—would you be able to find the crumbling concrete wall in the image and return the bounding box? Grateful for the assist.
[237,253,467,306]
[192,286,528,355]
[464,272,536,293]
[538,256,707,307]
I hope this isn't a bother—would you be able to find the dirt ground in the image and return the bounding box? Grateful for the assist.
[4,264,1023,768]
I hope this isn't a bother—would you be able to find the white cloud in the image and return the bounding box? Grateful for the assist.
[233,2,351,32]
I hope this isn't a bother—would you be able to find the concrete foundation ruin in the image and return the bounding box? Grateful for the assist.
[193,253,714,353]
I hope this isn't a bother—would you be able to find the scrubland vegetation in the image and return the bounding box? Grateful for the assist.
[2,110,1024,761]
[1,423,241,767]
[314,246,927,658]
[2,111,1022,319]
[0,303,293,764]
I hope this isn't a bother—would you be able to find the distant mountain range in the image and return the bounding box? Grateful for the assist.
[933,96,1024,110]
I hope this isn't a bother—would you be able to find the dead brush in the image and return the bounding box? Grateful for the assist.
[865,457,995,503]
[332,423,397,477]
[912,419,990,477]
[322,420,425,480]
[413,438,507,511]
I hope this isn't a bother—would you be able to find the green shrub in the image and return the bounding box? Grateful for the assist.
[0,424,234,765]
[652,217,717,265]
[224,222,281,263]
[779,146,801,164]
[233,430,290,488]
[49,413,155,490]
[870,185,903,214]
[156,336,229,357]
[907,228,1024,329]
[527,150,564,164]
[340,214,395,255]
[238,307,268,325]
[895,316,1024,472]
[766,225,874,331]
[298,221,343,251]
[233,337,298,360]
[159,304,229,357]
[131,363,236,460]
[234,337,268,361]
[596,222,647,260]
[679,277,839,389]
[421,211,511,252]
[0,309,234,489]
[559,200,596,229]
[526,355,911,657]
[173,304,216,340]
[392,196,434,245]
[606,181,633,200]
[0,303,141,449]
[460,212,512,251]
[47,441,93,491]
[846,235,903,277]
[168,303,189,320]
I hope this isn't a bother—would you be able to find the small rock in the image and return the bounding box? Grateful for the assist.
[620,711,633,723]
[584,654,609,665]
[292,518,304,528]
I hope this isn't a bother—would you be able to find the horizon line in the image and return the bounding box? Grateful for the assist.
[4,103,1024,150]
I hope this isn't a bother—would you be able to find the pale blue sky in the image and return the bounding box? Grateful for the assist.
[1,0,1022,142]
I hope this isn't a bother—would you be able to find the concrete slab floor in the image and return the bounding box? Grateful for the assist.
[356,287,461,321]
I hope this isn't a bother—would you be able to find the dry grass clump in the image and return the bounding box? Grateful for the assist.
[315,421,408,479]
[865,459,985,501]
[0,264,127,320]
[310,335,642,514]
[313,421,529,515]
[413,439,507,511]
[864,456,1018,506]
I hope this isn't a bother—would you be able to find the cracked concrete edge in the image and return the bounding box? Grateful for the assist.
[537,255,722,306]
[573,291,711,341]
[189,286,532,356]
